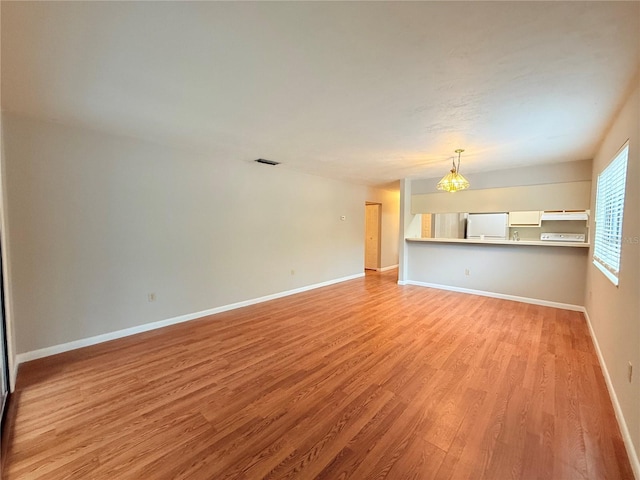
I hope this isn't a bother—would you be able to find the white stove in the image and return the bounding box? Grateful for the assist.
[540,233,586,242]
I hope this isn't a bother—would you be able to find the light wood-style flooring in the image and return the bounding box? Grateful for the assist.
[2,270,633,479]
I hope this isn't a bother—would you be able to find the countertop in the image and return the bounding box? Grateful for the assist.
[405,237,590,248]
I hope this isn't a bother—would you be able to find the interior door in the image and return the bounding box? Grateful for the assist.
[0,308,6,420]
[365,203,381,270]
[0,239,7,424]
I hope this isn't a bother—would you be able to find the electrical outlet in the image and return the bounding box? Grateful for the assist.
[148,293,156,302]
[628,362,633,383]
[464,268,470,276]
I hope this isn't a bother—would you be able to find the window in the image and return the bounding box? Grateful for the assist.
[593,142,629,286]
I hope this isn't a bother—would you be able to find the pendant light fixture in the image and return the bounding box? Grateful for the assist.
[436,148,470,192]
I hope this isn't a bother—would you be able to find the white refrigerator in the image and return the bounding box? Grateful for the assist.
[466,213,509,240]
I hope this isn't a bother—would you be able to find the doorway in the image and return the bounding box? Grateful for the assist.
[364,203,381,270]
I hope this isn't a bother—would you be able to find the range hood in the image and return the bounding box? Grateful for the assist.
[540,210,589,221]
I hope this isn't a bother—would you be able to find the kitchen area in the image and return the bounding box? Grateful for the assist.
[417,209,589,246]
[399,167,594,308]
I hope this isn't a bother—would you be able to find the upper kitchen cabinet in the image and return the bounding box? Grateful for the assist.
[508,211,541,227]
[540,210,589,221]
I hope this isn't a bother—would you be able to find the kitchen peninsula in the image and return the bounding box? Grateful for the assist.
[398,166,593,310]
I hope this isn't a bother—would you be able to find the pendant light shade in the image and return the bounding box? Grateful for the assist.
[436,149,470,192]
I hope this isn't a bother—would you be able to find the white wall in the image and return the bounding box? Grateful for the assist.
[398,178,417,282]
[411,159,593,194]
[585,81,640,474]
[1,114,399,356]
[0,114,18,388]
[406,242,588,307]
[411,181,591,214]
[410,159,592,215]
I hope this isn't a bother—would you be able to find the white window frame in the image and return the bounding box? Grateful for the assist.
[593,141,629,286]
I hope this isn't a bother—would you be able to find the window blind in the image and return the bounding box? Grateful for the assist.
[593,143,629,286]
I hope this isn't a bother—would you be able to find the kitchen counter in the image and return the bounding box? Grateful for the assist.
[405,237,590,248]
[403,237,589,306]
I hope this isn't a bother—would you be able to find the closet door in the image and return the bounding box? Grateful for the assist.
[0,241,7,423]
[0,319,6,420]
[0,311,6,416]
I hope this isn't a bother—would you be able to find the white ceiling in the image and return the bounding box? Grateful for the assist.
[2,1,639,187]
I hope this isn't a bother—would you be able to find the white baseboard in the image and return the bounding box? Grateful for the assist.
[583,309,640,479]
[401,280,584,312]
[15,272,365,365]
[377,264,399,272]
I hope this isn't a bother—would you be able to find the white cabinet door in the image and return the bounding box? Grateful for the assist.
[467,213,509,239]
[509,211,541,227]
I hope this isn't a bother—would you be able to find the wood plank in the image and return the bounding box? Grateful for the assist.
[2,270,633,479]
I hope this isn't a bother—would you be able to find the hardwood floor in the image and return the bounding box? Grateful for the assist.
[2,270,633,479]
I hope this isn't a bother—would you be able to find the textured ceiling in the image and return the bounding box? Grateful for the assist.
[2,1,639,187]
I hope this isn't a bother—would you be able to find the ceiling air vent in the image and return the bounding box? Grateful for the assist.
[255,158,280,166]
